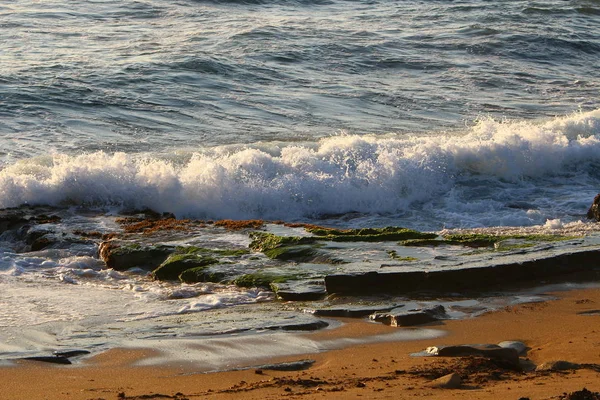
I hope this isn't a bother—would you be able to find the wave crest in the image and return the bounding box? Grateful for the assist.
[1,110,599,220]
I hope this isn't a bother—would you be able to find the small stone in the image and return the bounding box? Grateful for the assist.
[426,373,462,389]
[535,360,580,371]
[431,345,520,367]
[254,369,263,375]
[356,382,366,388]
[498,341,528,355]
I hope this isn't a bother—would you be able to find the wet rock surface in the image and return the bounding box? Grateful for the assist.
[325,248,600,295]
[4,205,600,362]
[425,345,521,368]
[20,349,91,365]
[587,193,600,221]
[371,305,447,327]
[309,304,400,318]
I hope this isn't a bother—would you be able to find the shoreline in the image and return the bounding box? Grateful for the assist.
[3,285,600,399]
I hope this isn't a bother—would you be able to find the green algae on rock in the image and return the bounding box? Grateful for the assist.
[233,273,302,288]
[401,233,581,249]
[248,228,435,262]
[99,242,175,271]
[249,232,317,252]
[151,252,219,281]
[248,232,326,262]
[387,250,418,262]
[178,267,226,284]
[175,245,250,257]
[307,226,437,242]
[263,245,320,261]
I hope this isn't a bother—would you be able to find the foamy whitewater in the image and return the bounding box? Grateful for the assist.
[0,0,599,365]
[1,111,600,230]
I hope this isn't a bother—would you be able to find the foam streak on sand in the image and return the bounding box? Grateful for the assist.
[1,110,599,229]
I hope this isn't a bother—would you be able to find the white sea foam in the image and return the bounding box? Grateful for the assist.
[0,110,599,228]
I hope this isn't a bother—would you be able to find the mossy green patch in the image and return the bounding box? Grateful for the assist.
[249,232,317,252]
[387,250,418,262]
[401,233,581,249]
[111,242,145,253]
[152,254,219,281]
[175,246,250,257]
[308,226,437,242]
[233,273,303,288]
[401,239,448,247]
[101,242,175,270]
[263,245,319,261]
[179,267,226,284]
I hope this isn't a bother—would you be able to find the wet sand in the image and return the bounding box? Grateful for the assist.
[3,286,600,400]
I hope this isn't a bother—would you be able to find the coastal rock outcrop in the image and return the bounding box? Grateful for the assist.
[587,193,600,221]
[325,248,600,295]
[99,241,175,271]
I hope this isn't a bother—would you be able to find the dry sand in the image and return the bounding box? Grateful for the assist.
[2,286,600,400]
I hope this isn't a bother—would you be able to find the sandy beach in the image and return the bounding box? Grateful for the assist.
[2,285,600,400]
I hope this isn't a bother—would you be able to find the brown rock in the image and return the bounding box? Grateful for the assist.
[587,194,600,221]
[429,345,520,368]
[426,373,462,389]
[535,360,580,371]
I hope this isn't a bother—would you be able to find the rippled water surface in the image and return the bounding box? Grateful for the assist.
[2,0,599,158]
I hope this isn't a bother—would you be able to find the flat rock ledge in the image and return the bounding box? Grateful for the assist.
[325,249,600,295]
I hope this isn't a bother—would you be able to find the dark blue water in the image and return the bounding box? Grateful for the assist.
[2,0,598,157]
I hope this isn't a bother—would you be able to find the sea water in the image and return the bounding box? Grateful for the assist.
[0,0,599,365]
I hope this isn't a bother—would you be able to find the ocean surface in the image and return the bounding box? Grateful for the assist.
[1,0,599,366]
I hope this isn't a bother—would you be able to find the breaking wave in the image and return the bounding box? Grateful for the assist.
[1,110,599,222]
